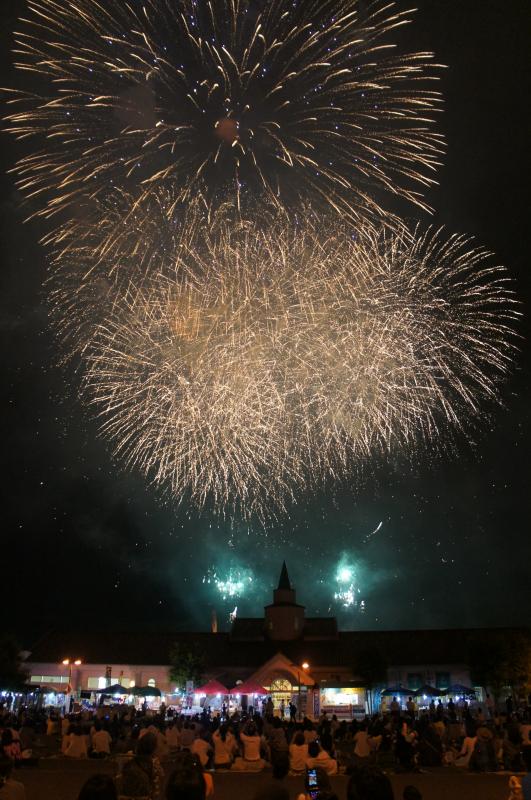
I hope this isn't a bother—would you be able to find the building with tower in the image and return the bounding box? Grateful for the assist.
[22,563,527,717]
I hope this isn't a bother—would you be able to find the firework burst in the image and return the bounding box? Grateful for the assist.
[5,0,443,229]
[79,220,518,520]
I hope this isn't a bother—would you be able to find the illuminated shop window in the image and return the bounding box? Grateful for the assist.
[147,678,156,688]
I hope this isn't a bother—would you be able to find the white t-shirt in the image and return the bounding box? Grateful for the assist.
[192,738,212,767]
[289,743,308,771]
[306,750,338,775]
[240,733,261,761]
[65,734,88,758]
[213,732,236,764]
[92,730,112,754]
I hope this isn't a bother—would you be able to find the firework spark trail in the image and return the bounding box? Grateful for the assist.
[4,0,444,231]
[78,219,518,521]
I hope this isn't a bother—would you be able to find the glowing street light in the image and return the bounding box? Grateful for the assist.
[61,658,83,698]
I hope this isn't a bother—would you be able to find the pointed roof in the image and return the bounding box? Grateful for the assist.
[277,561,292,591]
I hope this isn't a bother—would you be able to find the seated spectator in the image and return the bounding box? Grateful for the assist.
[165,752,209,800]
[454,733,477,767]
[353,723,372,761]
[0,757,26,800]
[64,725,88,759]
[306,740,338,776]
[0,732,21,764]
[289,731,308,773]
[296,768,339,800]
[240,722,262,762]
[347,766,394,800]
[91,722,112,758]
[191,732,213,769]
[77,774,117,800]
[121,732,164,799]
[166,721,180,754]
[212,724,236,769]
[180,722,196,751]
[403,787,422,800]
[469,727,497,772]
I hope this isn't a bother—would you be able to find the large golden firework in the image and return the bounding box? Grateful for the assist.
[80,220,518,520]
[5,0,443,229]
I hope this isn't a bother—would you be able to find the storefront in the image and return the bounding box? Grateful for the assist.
[319,685,366,719]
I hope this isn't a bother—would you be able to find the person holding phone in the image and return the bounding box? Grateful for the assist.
[295,766,339,800]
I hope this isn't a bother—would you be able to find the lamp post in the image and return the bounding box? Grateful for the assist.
[297,662,309,720]
[62,659,82,711]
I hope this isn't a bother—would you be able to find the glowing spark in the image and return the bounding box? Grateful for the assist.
[203,567,253,599]
[74,217,518,521]
[4,0,444,230]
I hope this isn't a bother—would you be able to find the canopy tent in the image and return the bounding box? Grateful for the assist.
[96,683,130,695]
[194,680,229,695]
[413,685,441,698]
[380,687,408,697]
[445,684,476,696]
[133,686,162,698]
[231,681,267,695]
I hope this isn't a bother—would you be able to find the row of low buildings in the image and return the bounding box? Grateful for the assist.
[22,563,527,717]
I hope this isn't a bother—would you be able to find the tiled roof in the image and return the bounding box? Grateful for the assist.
[26,626,529,670]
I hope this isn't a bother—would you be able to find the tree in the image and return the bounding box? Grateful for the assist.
[468,632,531,705]
[0,635,28,692]
[352,647,388,715]
[168,641,205,691]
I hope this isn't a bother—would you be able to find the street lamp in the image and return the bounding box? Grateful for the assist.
[298,662,310,720]
[61,659,82,703]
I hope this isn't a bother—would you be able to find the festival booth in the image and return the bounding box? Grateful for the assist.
[413,684,441,710]
[231,680,267,714]
[193,680,229,715]
[319,681,366,719]
[379,686,409,712]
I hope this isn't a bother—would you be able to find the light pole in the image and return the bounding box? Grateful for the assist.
[297,662,309,720]
[62,658,82,711]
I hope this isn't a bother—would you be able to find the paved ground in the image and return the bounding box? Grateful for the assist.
[12,759,521,800]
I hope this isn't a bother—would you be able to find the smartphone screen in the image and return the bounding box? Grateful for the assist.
[307,767,318,787]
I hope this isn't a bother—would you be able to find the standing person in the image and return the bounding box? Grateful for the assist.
[390,697,400,718]
[289,702,297,722]
[279,700,285,720]
[266,697,274,717]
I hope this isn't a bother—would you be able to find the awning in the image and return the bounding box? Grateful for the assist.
[413,685,441,698]
[445,684,476,696]
[231,681,267,695]
[380,686,408,697]
[194,680,229,695]
[133,686,162,698]
[96,683,131,695]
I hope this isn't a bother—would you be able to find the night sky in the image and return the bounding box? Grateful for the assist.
[1,1,530,643]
